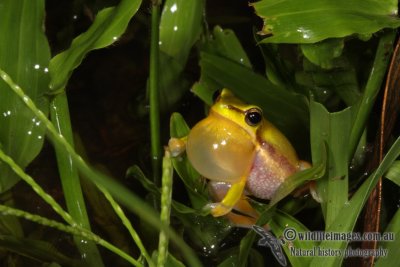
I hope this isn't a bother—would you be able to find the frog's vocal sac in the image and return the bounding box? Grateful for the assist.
[169,89,310,224]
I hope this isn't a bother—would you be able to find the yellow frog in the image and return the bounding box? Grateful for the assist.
[169,89,311,224]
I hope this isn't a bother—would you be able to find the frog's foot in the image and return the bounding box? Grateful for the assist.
[293,181,322,203]
[168,137,187,157]
[205,202,233,217]
[226,212,270,230]
[309,181,322,203]
[299,160,312,170]
[206,175,247,217]
[293,161,322,203]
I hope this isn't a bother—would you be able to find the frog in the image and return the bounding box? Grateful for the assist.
[169,89,313,224]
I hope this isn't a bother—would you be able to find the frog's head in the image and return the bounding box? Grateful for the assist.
[211,89,264,140]
[186,89,263,183]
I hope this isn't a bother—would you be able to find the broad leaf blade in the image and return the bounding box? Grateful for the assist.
[310,101,351,227]
[160,0,204,65]
[0,0,50,192]
[253,0,400,43]
[49,0,142,91]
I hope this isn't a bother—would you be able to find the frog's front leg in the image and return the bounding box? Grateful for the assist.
[168,137,187,157]
[208,181,259,219]
[205,175,247,217]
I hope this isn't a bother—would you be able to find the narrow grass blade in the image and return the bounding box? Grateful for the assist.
[349,31,395,160]
[149,1,162,186]
[51,93,104,267]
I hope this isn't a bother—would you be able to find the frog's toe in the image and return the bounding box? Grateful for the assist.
[205,202,233,217]
[309,181,322,203]
[168,137,186,157]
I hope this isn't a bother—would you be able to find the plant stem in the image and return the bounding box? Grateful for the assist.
[348,31,396,161]
[0,148,74,225]
[149,0,162,186]
[157,151,173,266]
[50,92,104,267]
[98,184,154,267]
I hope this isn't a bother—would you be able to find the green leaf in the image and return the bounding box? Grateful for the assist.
[300,39,344,69]
[296,57,361,106]
[310,101,352,227]
[257,42,295,90]
[375,208,400,267]
[204,26,252,68]
[0,0,50,192]
[384,160,400,186]
[253,0,400,43]
[159,0,205,65]
[154,0,205,112]
[49,0,142,91]
[310,135,400,266]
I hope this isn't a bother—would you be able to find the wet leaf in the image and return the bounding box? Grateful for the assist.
[0,0,50,192]
[300,39,344,69]
[204,26,252,68]
[153,0,205,113]
[159,0,204,65]
[49,0,142,91]
[253,0,400,43]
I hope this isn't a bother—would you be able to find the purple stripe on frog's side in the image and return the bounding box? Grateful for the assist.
[246,141,298,199]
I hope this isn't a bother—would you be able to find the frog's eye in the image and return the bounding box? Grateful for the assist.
[245,108,262,126]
